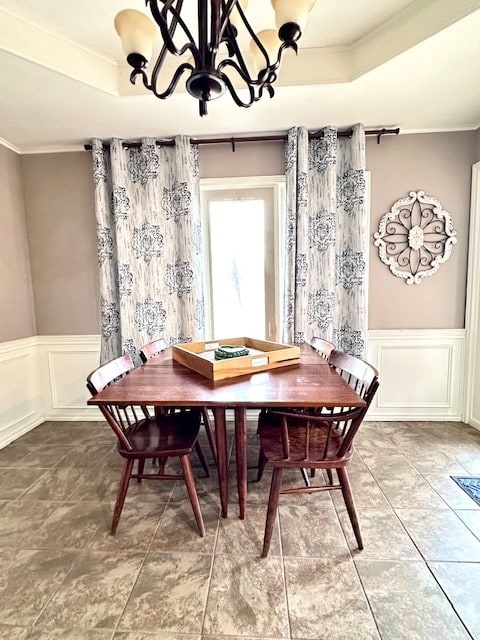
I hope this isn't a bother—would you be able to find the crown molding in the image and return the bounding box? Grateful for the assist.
[0,7,118,96]
[0,137,20,153]
[350,0,480,79]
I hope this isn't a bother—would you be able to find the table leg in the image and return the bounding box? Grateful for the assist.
[234,406,248,520]
[212,406,228,518]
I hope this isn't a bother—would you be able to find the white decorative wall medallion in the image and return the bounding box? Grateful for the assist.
[373,191,457,284]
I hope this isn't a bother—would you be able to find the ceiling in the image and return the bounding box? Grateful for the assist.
[1,0,480,153]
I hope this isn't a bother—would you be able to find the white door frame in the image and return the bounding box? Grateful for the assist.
[464,161,480,429]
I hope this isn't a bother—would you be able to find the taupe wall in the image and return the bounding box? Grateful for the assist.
[199,141,284,178]
[0,130,477,342]
[367,132,476,329]
[0,145,36,341]
[21,152,100,335]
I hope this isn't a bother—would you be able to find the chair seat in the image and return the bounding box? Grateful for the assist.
[258,414,351,467]
[119,411,200,458]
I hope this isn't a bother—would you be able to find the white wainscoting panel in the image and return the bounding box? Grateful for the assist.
[37,335,101,421]
[0,330,468,448]
[0,337,43,447]
[367,329,465,421]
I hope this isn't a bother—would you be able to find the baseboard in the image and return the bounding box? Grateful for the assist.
[468,416,480,431]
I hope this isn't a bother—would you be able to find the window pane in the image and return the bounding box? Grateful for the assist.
[209,199,265,338]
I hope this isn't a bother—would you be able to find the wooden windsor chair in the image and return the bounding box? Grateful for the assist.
[87,354,208,536]
[256,349,379,557]
[139,338,217,466]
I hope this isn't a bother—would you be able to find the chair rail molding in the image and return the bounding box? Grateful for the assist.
[367,329,465,421]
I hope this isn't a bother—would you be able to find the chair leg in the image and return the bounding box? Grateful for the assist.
[111,458,134,535]
[137,459,145,482]
[300,468,311,487]
[307,468,332,484]
[257,448,267,482]
[201,408,217,465]
[337,466,363,550]
[157,455,167,473]
[262,467,283,558]
[195,441,210,477]
[180,454,205,537]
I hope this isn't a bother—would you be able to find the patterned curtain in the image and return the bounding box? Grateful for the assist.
[283,125,367,357]
[91,136,205,364]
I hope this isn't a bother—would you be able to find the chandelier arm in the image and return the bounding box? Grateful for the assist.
[224,23,258,82]
[260,83,275,99]
[144,1,180,81]
[262,40,298,75]
[218,22,289,86]
[148,38,196,91]
[216,53,254,86]
[147,61,194,99]
[217,43,283,88]
[219,69,259,108]
[243,19,274,71]
[130,67,149,85]
[218,0,238,41]
[149,40,172,82]
[147,0,197,57]
[226,0,251,37]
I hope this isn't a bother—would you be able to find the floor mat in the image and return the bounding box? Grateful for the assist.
[451,476,480,507]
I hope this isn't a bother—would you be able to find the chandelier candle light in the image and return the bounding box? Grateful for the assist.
[114,0,316,116]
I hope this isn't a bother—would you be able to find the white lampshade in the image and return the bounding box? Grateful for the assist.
[114,9,157,63]
[229,0,249,31]
[249,29,281,75]
[271,0,316,33]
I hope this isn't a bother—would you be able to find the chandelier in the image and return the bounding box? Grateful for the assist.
[114,0,316,116]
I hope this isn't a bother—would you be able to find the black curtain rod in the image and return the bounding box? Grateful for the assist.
[84,127,400,151]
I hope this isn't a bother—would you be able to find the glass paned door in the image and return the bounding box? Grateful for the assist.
[201,180,284,341]
[209,199,266,338]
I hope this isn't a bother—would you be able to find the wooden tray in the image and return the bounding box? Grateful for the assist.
[172,337,300,381]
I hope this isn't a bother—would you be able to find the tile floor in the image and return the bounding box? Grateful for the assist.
[0,419,480,639]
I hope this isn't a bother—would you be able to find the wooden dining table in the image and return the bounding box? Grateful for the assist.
[87,343,366,519]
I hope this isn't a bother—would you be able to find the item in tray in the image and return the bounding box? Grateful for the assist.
[214,345,250,360]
